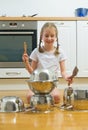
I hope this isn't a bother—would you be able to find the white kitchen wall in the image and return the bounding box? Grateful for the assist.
[0,0,88,17]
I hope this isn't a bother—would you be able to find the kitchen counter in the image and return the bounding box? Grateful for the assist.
[0,90,88,130]
[0,16,88,21]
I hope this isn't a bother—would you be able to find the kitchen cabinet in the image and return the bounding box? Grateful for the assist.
[0,68,30,79]
[77,21,88,77]
[37,21,76,76]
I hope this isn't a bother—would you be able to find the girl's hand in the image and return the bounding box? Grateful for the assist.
[22,53,29,63]
[66,76,73,86]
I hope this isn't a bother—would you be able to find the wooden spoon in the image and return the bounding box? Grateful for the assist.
[68,66,79,86]
[70,66,79,78]
[23,42,28,68]
[24,42,27,53]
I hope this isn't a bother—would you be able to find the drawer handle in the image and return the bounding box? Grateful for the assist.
[6,72,21,76]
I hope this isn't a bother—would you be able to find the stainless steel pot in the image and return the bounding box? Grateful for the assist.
[61,87,88,111]
[0,96,24,112]
[30,94,54,113]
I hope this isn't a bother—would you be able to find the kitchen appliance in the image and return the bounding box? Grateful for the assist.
[0,21,37,68]
[26,69,58,113]
[0,96,24,112]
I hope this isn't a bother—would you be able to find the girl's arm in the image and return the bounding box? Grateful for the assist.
[59,60,73,85]
[22,53,37,74]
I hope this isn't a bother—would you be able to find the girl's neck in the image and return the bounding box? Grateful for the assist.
[43,45,55,52]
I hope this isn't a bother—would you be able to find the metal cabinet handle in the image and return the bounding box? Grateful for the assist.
[6,72,21,75]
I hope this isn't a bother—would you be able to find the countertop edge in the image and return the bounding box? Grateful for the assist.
[0,17,88,21]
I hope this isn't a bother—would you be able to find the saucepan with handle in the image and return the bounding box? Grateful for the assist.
[60,66,79,110]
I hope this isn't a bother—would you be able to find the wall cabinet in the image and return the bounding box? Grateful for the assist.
[77,21,88,77]
[37,21,76,77]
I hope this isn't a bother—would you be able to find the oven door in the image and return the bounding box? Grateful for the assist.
[0,30,37,78]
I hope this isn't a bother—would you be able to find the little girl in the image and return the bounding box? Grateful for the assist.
[22,22,73,104]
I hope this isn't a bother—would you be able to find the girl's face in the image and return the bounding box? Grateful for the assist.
[42,27,57,46]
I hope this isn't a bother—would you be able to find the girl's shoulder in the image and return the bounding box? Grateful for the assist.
[32,47,39,53]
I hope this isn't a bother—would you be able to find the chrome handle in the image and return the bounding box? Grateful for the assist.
[6,72,21,75]
[0,32,34,34]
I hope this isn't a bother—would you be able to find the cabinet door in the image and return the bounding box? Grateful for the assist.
[77,21,88,77]
[37,21,76,76]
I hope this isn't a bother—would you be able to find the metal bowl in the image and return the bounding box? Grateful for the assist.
[26,69,58,94]
[0,96,24,112]
[26,80,58,94]
[30,69,58,81]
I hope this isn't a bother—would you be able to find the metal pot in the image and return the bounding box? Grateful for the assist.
[61,87,88,111]
[0,96,25,112]
[30,94,54,113]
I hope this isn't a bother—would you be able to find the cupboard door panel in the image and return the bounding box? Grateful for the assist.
[77,21,88,77]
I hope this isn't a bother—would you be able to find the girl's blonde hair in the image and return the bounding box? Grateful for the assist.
[39,22,59,55]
